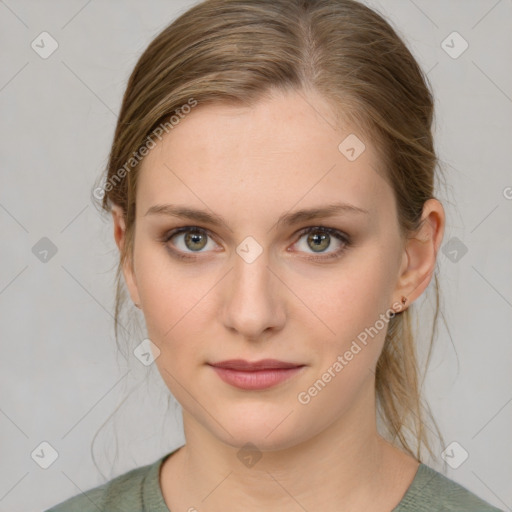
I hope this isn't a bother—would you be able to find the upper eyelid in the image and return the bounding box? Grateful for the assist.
[165,225,348,249]
[166,226,219,244]
[165,224,345,237]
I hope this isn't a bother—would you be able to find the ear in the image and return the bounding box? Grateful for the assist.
[393,198,445,310]
[111,204,141,307]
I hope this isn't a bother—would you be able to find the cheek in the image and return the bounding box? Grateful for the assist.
[307,253,394,332]
[133,243,196,340]
[300,249,397,374]
[134,231,398,363]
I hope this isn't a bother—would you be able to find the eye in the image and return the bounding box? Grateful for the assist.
[161,225,351,262]
[292,226,351,260]
[162,227,219,259]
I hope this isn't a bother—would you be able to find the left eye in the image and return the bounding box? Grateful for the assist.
[293,226,349,257]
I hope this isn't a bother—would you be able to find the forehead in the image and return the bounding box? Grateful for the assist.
[137,89,393,221]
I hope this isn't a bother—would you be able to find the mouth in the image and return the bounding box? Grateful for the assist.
[207,359,306,390]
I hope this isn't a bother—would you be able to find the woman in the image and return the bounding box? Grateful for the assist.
[46,0,502,510]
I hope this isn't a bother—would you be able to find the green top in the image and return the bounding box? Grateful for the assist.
[45,447,503,512]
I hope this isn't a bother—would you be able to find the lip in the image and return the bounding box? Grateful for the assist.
[208,359,305,390]
[209,359,303,371]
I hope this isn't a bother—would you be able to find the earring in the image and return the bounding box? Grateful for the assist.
[398,295,408,312]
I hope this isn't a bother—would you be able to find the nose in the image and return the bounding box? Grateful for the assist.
[221,248,286,341]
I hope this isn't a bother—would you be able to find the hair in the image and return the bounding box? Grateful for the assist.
[93,0,450,466]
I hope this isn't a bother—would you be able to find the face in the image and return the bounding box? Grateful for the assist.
[119,88,411,451]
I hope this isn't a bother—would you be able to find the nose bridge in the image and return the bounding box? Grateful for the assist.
[222,243,284,339]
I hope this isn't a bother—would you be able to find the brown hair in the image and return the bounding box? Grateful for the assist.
[94,0,447,463]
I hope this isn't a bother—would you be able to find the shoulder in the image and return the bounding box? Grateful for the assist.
[395,463,504,512]
[44,459,157,512]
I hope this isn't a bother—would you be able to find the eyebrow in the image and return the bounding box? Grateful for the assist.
[144,202,369,229]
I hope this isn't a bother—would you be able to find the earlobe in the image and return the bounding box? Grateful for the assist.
[393,199,445,309]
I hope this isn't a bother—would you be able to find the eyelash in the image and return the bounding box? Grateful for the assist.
[160,226,352,262]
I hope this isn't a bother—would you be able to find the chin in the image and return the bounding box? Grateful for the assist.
[211,411,306,452]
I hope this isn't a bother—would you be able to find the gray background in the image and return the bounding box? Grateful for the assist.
[0,1,511,511]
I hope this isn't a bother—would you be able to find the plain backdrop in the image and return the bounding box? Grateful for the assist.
[0,1,511,511]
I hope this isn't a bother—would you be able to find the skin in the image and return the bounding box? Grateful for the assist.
[112,87,445,511]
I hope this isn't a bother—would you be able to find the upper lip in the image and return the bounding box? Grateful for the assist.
[208,359,304,371]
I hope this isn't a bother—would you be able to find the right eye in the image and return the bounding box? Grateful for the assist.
[163,226,220,259]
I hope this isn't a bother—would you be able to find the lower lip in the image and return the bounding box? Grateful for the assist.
[210,366,305,390]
